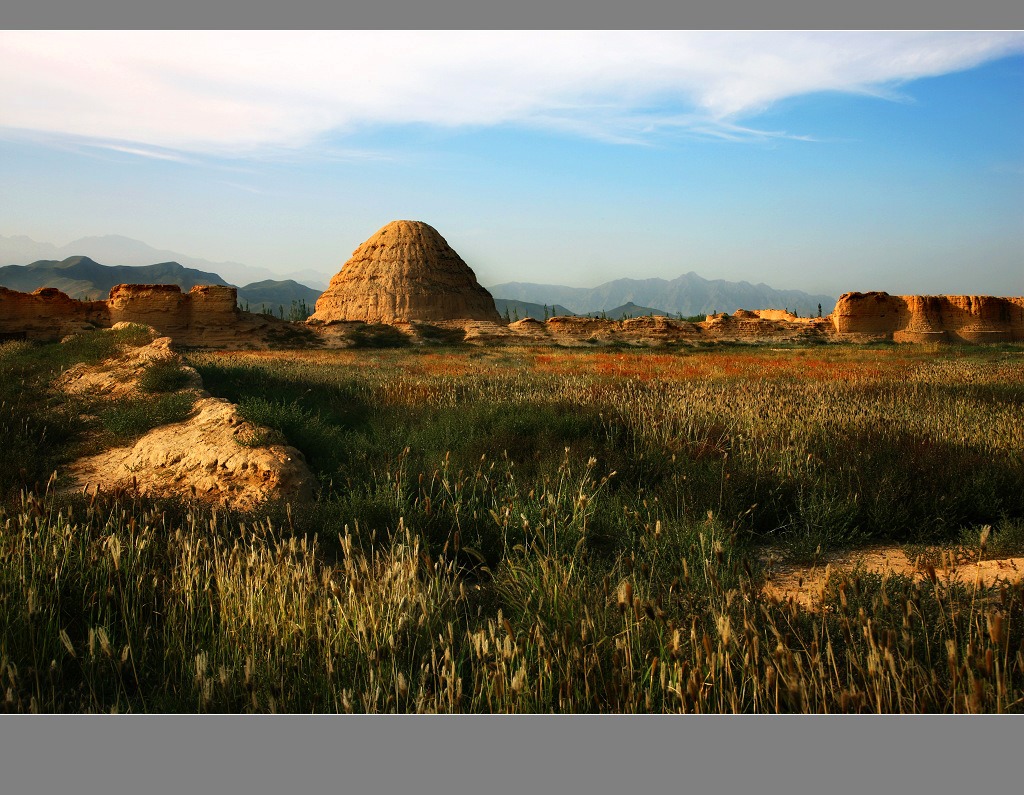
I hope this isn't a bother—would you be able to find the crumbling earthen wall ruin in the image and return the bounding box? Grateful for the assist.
[831,292,1024,343]
[0,283,273,346]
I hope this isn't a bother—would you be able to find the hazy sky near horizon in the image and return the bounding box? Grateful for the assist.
[1,30,1022,295]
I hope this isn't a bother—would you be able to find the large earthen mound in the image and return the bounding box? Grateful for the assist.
[309,220,502,324]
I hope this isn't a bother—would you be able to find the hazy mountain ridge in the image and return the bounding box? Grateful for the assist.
[0,257,230,299]
[0,256,323,316]
[0,234,331,291]
[490,271,836,317]
[1,238,838,320]
[493,299,671,321]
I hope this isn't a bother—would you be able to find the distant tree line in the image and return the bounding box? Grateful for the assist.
[240,299,312,321]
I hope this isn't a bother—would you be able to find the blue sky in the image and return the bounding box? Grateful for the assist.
[0,31,1021,295]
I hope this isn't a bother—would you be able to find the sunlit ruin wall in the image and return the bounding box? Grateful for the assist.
[4,283,1024,346]
[831,292,1024,343]
[0,284,241,344]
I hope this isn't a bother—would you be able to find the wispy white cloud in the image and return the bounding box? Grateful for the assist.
[88,142,196,163]
[1,31,1021,155]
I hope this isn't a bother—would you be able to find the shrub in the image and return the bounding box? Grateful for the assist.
[347,324,411,349]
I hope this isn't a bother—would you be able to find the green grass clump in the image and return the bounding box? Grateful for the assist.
[234,397,347,469]
[0,328,152,493]
[137,359,190,393]
[0,327,192,494]
[98,392,196,440]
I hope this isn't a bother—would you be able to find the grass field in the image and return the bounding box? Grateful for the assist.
[2,337,1023,712]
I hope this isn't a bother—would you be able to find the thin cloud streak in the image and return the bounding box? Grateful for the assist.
[1,31,1022,156]
[89,143,195,163]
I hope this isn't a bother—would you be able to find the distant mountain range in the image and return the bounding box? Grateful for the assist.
[489,272,836,317]
[0,235,837,321]
[493,299,672,321]
[0,233,331,290]
[0,256,322,317]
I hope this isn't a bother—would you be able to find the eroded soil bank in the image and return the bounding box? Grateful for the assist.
[57,324,314,510]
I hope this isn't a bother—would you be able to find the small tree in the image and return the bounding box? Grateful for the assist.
[818,303,822,318]
[513,307,519,321]
[286,300,312,322]
[544,304,550,321]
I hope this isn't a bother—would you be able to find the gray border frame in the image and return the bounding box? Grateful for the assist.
[3,0,1024,29]
[2,715,1021,793]
[2,10,1022,795]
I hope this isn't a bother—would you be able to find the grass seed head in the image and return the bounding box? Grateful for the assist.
[617,580,633,613]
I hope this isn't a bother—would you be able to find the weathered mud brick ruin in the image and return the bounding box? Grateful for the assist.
[310,219,501,324]
[830,292,1024,343]
[0,283,279,346]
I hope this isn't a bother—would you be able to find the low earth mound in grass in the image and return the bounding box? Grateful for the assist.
[763,542,1024,610]
[56,324,315,510]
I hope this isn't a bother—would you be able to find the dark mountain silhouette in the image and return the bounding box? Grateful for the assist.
[493,299,575,321]
[590,302,670,320]
[0,233,331,290]
[236,280,322,318]
[0,256,229,300]
[0,256,323,318]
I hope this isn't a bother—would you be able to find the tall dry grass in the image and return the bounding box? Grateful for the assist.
[1,338,1022,712]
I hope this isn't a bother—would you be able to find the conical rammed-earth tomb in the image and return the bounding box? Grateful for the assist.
[310,220,502,324]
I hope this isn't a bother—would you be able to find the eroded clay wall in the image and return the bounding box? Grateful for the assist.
[0,284,241,342]
[832,292,1024,342]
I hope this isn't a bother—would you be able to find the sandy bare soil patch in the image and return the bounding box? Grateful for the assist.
[762,546,1024,609]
